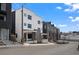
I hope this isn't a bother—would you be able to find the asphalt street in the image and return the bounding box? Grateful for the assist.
[0,42,79,55]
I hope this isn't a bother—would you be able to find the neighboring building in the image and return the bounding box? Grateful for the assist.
[12,8,43,43]
[0,3,12,41]
[42,22,51,39]
[42,21,60,42]
[50,25,60,42]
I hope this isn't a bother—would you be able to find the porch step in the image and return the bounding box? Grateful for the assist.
[2,40,13,45]
[0,40,6,45]
[2,40,20,45]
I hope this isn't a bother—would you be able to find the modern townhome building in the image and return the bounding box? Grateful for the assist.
[42,21,60,43]
[12,8,43,43]
[0,3,12,43]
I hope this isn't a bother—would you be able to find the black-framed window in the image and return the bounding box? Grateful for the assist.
[24,23,26,26]
[15,33,18,38]
[0,15,4,20]
[0,3,1,10]
[28,15,32,20]
[44,25,47,29]
[38,20,40,24]
[28,24,32,28]
[0,4,6,11]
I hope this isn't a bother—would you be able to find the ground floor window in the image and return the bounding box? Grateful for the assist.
[43,35,47,39]
[0,30,1,40]
[28,33,32,41]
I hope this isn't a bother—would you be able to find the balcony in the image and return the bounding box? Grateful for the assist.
[0,10,7,15]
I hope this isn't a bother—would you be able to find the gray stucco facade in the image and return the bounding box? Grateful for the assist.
[0,3,12,41]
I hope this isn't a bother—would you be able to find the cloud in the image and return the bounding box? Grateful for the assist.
[64,3,79,12]
[76,24,79,27]
[12,9,15,12]
[64,9,71,12]
[68,16,73,19]
[69,16,79,22]
[64,3,72,6]
[59,24,67,27]
[56,6,62,10]
[54,24,57,26]
[71,17,79,22]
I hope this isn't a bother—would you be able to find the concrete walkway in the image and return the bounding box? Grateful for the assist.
[0,42,55,48]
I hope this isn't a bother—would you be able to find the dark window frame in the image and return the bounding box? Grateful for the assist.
[28,24,32,28]
[38,20,40,24]
[0,3,1,10]
[24,23,26,26]
[28,15,32,20]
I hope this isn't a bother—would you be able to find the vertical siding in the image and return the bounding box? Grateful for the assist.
[15,9,22,42]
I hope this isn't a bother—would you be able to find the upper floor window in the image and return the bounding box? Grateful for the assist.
[24,23,26,26]
[24,13,27,17]
[28,24,32,28]
[0,3,1,10]
[0,4,6,11]
[0,15,6,21]
[0,15,4,20]
[43,24,47,29]
[38,20,40,24]
[28,15,32,20]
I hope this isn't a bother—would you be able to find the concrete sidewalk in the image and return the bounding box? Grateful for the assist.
[0,42,56,48]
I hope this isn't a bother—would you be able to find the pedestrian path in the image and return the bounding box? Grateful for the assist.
[0,42,55,48]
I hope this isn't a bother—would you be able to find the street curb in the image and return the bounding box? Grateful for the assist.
[23,43,55,46]
[0,43,56,48]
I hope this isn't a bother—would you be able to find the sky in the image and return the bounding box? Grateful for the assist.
[12,3,79,32]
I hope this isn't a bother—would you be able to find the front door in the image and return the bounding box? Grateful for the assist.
[24,33,27,42]
[0,28,9,40]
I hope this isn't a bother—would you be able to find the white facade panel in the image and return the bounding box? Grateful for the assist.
[15,9,22,42]
[15,8,43,42]
[23,8,43,33]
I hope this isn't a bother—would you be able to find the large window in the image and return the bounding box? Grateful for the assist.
[4,16,6,21]
[0,15,5,21]
[28,24,32,28]
[0,3,1,10]
[1,4,6,11]
[38,20,40,24]
[0,16,4,20]
[0,29,1,40]
[28,15,32,20]
[0,4,6,21]
[44,25,47,29]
